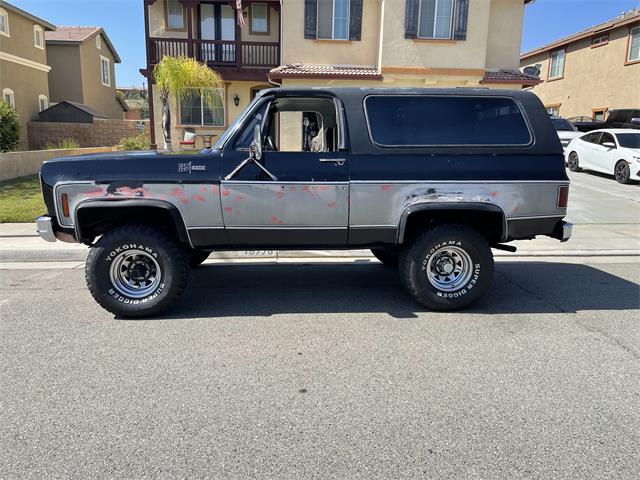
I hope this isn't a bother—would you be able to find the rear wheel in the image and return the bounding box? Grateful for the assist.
[567,152,581,172]
[399,225,494,311]
[85,225,189,318]
[614,160,631,184]
[371,247,400,267]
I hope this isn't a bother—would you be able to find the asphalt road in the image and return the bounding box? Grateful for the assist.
[1,258,639,479]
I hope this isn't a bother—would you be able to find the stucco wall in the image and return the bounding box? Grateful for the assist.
[0,147,113,182]
[521,26,640,118]
[79,37,123,119]
[0,7,48,64]
[485,0,525,70]
[281,0,381,66]
[0,61,50,150]
[47,44,84,104]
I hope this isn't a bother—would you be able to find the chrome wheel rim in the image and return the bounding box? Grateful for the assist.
[109,249,161,298]
[426,246,473,292]
[568,153,578,169]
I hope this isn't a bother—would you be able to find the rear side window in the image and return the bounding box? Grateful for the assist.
[364,95,532,147]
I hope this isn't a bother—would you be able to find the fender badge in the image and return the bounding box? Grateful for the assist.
[178,162,206,174]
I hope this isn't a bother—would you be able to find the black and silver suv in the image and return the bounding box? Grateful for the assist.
[37,88,572,317]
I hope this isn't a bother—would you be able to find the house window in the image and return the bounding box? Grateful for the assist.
[628,26,640,63]
[0,7,9,37]
[180,89,225,127]
[591,34,608,48]
[418,0,454,39]
[166,0,185,30]
[250,3,269,34]
[38,95,48,112]
[96,34,101,49]
[100,56,111,87]
[546,105,560,117]
[34,25,44,49]
[3,88,15,108]
[317,0,350,40]
[548,50,565,79]
[592,108,607,122]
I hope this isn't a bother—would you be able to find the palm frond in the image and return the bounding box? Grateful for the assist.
[153,56,224,106]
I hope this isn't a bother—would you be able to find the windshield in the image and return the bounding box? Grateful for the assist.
[212,94,264,149]
[552,118,576,131]
[617,133,640,149]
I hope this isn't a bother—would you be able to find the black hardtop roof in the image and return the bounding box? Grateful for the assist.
[257,87,536,102]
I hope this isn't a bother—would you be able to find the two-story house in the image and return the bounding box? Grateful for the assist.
[520,9,639,120]
[142,0,538,149]
[45,26,126,119]
[141,0,280,148]
[0,0,55,149]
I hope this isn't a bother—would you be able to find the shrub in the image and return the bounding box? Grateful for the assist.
[0,100,21,153]
[45,137,80,150]
[116,134,150,151]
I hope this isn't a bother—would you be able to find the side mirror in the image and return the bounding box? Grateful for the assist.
[602,141,616,149]
[251,124,263,161]
[630,117,640,125]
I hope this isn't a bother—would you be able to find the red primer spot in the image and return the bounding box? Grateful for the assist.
[327,201,336,208]
[84,188,105,197]
[380,185,392,192]
[192,194,206,202]
[224,207,233,213]
[170,188,182,197]
[179,197,189,205]
[235,195,243,201]
[158,194,167,200]
[211,185,219,194]
[490,191,498,198]
[199,186,207,193]
[320,185,329,191]
[301,186,310,192]
[235,210,240,216]
[276,191,285,199]
[271,215,285,225]
[222,189,231,197]
[289,186,297,192]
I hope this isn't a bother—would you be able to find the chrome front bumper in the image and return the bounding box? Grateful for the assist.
[36,216,57,242]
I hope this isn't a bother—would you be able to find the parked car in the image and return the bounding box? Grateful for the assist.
[37,88,572,317]
[551,116,581,149]
[566,129,640,184]
[567,116,604,133]
[604,109,640,130]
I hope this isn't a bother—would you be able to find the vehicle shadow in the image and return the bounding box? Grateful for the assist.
[149,261,639,320]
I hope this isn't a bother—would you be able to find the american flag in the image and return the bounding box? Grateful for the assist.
[236,0,245,28]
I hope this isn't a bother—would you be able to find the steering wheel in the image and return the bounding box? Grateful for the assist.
[266,136,277,152]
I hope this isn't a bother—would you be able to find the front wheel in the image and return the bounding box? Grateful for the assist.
[399,225,494,311]
[85,225,189,318]
[567,152,581,172]
[614,160,631,184]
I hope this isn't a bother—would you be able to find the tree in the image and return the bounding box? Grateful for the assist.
[152,56,223,150]
[0,100,21,153]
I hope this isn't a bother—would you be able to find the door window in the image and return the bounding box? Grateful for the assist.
[581,132,601,144]
[598,132,615,146]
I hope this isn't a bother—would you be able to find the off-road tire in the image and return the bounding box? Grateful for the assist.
[371,247,400,267]
[399,225,494,311]
[187,250,211,268]
[567,152,581,172]
[85,225,189,318]
[614,160,631,184]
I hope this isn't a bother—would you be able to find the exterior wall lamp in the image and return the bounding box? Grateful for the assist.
[234,94,240,107]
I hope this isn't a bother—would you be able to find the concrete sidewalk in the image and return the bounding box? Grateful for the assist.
[0,222,638,262]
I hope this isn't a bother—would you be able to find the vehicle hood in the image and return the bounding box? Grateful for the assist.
[40,149,221,187]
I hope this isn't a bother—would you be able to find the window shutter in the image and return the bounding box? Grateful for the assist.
[349,0,363,41]
[404,0,419,39]
[453,0,469,40]
[304,0,318,39]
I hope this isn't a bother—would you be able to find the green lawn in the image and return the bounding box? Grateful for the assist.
[0,175,47,223]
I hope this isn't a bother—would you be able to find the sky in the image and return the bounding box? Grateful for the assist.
[8,0,640,88]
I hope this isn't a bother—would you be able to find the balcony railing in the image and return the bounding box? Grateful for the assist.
[149,37,280,69]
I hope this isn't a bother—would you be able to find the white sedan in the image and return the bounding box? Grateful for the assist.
[565,129,640,184]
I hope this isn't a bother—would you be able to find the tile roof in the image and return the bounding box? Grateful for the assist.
[269,64,383,81]
[481,70,542,86]
[45,26,122,63]
[521,8,640,60]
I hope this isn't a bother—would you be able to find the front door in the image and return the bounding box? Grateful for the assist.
[220,96,349,246]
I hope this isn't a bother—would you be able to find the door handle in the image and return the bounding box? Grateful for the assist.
[319,158,347,166]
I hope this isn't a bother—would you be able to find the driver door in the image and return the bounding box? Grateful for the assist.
[220,96,349,246]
